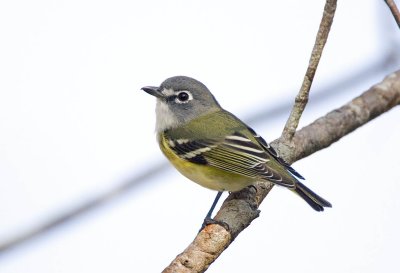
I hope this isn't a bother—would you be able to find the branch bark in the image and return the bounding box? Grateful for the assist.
[281,0,337,142]
[162,69,400,273]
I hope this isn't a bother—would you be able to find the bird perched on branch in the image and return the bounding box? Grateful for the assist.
[141,76,331,224]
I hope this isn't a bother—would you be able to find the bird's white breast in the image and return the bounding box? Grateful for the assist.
[155,99,179,133]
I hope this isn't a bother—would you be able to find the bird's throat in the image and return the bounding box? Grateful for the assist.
[155,100,180,132]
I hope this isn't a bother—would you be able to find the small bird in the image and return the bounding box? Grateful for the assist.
[141,76,331,221]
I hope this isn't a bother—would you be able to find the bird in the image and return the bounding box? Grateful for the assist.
[140,76,331,224]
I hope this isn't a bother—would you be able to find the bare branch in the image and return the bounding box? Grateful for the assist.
[282,0,337,142]
[162,70,400,273]
[385,0,400,28]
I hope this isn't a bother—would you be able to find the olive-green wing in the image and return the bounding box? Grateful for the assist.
[245,125,305,180]
[165,131,296,188]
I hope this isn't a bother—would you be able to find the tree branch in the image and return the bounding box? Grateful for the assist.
[385,0,400,28]
[281,0,337,142]
[1,55,394,255]
[162,70,400,273]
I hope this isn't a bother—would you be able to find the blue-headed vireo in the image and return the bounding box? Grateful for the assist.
[141,76,331,220]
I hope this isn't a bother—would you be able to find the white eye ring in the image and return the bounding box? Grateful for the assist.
[175,91,193,104]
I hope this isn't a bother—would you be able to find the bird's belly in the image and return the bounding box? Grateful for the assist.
[173,158,254,192]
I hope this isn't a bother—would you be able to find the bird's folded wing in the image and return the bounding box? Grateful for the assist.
[168,132,295,188]
[245,126,305,180]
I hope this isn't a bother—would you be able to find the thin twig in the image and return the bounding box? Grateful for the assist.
[162,70,400,273]
[281,0,337,142]
[385,0,400,28]
[247,53,395,125]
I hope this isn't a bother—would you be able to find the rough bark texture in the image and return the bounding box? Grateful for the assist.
[162,70,400,273]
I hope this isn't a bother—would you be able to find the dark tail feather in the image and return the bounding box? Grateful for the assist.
[294,181,332,211]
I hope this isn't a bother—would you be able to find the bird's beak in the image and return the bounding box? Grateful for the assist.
[141,86,165,99]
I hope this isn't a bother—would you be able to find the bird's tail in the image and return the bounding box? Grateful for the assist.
[294,181,332,211]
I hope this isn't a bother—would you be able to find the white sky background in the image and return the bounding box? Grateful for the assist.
[0,0,400,272]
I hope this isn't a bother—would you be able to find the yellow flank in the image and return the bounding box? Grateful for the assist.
[158,133,254,192]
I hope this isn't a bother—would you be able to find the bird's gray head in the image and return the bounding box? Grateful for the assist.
[141,76,220,132]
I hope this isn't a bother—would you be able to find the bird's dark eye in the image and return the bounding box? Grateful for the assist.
[177,92,189,102]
